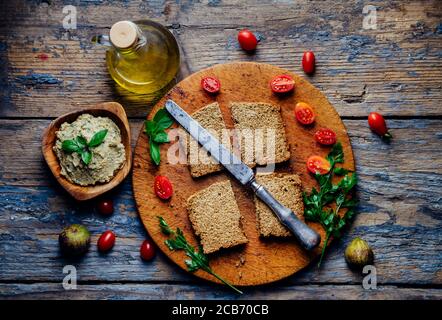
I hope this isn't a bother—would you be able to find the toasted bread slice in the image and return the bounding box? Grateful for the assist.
[187,180,248,254]
[188,102,228,178]
[230,102,290,167]
[254,173,304,237]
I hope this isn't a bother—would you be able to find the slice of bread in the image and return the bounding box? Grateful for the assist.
[187,180,248,254]
[230,102,291,167]
[188,102,227,178]
[254,173,304,237]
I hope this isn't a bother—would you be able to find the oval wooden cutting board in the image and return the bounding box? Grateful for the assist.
[133,62,355,287]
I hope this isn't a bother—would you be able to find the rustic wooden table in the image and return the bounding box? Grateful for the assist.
[0,0,441,300]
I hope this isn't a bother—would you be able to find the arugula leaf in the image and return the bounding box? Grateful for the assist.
[62,140,81,153]
[153,108,174,130]
[144,108,174,165]
[303,141,358,267]
[149,141,161,166]
[75,136,88,149]
[61,129,108,165]
[88,129,108,147]
[158,216,172,235]
[326,142,344,165]
[144,120,157,136]
[81,150,92,165]
[334,167,350,175]
[157,216,243,294]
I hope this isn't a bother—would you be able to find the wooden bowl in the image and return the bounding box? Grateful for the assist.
[42,102,132,201]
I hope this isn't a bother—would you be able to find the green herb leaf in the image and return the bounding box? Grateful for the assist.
[81,150,92,165]
[144,120,157,136]
[153,131,169,143]
[61,140,80,153]
[149,140,161,165]
[338,173,358,194]
[75,136,88,149]
[326,142,344,165]
[88,129,108,148]
[303,141,358,268]
[158,216,173,235]
[153,108,173,130]
[157,216,243,294]
[144,109,174,165]
[342,198,358,208]
[334,167,350,175]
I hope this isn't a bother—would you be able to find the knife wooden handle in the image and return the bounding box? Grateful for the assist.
[250,180,321,251]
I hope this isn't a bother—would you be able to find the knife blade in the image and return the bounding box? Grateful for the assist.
[165,99,320,250]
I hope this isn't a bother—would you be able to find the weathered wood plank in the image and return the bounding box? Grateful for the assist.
[0,119,440,284]
[0,283,441,300]
[0,0,441,118]
[1,119,441,185]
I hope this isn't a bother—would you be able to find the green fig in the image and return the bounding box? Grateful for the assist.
[59,224,91,256]
[344,237,374,269]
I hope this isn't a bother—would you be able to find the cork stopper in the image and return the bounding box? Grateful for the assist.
[109,21,139,49]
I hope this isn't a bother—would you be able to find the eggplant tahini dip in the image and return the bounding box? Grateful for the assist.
[54,114,126,186]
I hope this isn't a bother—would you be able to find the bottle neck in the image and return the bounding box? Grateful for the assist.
[115,23,146,54]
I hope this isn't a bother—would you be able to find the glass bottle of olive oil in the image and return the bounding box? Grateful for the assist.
[104,20,180,94]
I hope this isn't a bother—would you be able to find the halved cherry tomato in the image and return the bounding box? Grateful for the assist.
[368,112,392,139]
[201,76,221,94]
[237,29,258,51]
[295,102,315,125]
[140,239,156,261]
[97,230,115,252]
[307,155,331,175]
[154,175,173,200]
[270,75,295,93]
[302,51,316,74]
[315,128,337,145]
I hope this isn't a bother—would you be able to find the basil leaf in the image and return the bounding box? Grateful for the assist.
[61,140,80,153]
[342,198,358,208]
[144,120,157,136]
[149,140,161,165]
[88,129,108,148]
[153,131,169,143]
[81,150,92,165]
[154,108,173,130]
[153,108,168,122]
[327,142,344,164]
[75,136,87,149]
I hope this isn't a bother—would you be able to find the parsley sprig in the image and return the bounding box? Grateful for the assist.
[144,109,174,165]
[303,142,358,267]
[158,216,243,294]
[61,129,108,165]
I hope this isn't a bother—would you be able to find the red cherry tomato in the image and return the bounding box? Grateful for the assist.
[368,112,392,139]
[270,74,295,94]
[302,51,316,74]
[201,76,221,94]
[97,200,114,216]
[140,240,156,261]
[315,128,337,145]
[97,230,115,252]
[307,156,331,175]
[237,29,258,51]
[295,102,315,125]
[154,175,173,200]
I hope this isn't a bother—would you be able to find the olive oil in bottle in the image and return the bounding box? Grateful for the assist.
[105,20,180,94]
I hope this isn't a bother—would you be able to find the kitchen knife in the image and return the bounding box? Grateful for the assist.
[165,99,321,250]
